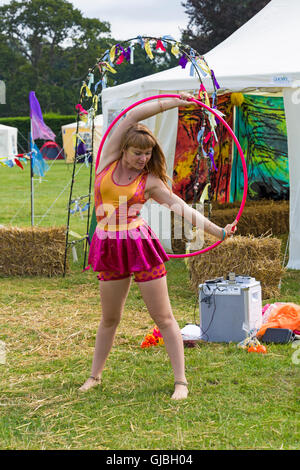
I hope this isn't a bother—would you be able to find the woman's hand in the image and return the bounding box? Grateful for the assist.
[222,220,238,239]
[177,92,195,106]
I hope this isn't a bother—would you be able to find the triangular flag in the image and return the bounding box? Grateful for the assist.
[30,140,49,177]
[29,92,56,141]
[144,40,154,60]
[171,43,180,57]
[102,61,117,74]
[156,40,166,52]
[116,53,125,65]
[110,45,116,63]
[14,158,24,170]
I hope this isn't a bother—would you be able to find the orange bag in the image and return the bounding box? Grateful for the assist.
[257,303,300,338]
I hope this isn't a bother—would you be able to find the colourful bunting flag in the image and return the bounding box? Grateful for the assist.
[171,43,180,57]
[92,95,99,112]
[144,40,154,60]
[208,147,218,172]
[179,54,188,68]
[156,39,166,52]
[130,45,134,64]
[211,69,220,89]
[30,139,48,177]
[2,159,14,167]
[137,36,144,48]
[116,53,125,65]
[29,91,56,141]
[204,131,212,144]
[94,80,102,93]
[75,104,88,115]
[87,73,94,90]
[14,158,24,170]
[102,61,117,74]
[196,59,210,77]
[110,45,116,63]
[85,84,92,97]
[80,82,92,98]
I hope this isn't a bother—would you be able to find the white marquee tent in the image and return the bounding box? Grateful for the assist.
[0,124,18,163]
[101,0,300,268]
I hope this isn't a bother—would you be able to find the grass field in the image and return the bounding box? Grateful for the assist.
[0,161,299,450]
[0,160,91,234]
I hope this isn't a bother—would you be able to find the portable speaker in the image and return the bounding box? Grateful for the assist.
[262,328,295,344]
[199,276,262,343]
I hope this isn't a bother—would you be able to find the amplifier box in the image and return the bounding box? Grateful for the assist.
[199,276,262,343]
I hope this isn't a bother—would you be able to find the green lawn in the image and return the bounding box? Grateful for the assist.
[0,161,299,450]
[1,160,91,235]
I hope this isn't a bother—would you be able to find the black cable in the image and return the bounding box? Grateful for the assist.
[189,285,216,341]
[200,288,216,342]
[199,285,227,341]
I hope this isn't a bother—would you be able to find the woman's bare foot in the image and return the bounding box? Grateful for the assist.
[171,381,188,400]
[78,376,101,392]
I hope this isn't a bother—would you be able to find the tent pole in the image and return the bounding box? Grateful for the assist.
[29,130,34,226]
[31,157,34,226]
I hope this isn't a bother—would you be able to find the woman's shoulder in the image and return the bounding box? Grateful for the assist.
[96,159,117,176]
[145,172,162,186]
[144,173,166,199]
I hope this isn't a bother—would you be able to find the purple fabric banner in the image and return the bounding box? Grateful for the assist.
[29,91,56,141]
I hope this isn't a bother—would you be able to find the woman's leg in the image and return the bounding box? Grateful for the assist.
[79,276,132,391]
[137,276,188,400]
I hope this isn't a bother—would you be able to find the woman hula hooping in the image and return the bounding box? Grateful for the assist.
[79,93,237,400]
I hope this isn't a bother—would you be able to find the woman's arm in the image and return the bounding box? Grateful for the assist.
[96,95,193,174]
[147,175,237,239]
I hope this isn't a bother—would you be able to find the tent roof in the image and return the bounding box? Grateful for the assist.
[0,124,18,131]
[61,114,103,129]
[204,0,300,91]
[40,141,61,149]
[102,0,300,100]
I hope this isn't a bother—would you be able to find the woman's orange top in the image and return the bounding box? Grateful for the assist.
[94,160,148,231]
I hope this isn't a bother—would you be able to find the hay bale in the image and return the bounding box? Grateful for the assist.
[186,234,285,300]
[0,226,68,277]
[210,200,289,237]
[171,200,289,253]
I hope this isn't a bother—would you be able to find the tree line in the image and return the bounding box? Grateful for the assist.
[0,0,270,118]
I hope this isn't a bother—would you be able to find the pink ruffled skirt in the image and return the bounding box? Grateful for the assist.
[88,222,169,274]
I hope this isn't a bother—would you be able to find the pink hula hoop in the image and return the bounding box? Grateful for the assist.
[96,94,248,258]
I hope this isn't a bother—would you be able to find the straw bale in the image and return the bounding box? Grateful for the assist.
[186,234,285,300]
[210,200,289,237]
[171,200,289,253]
[0,226,68,277]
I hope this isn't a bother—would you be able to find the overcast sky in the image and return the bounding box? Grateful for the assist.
[0,0,190,41]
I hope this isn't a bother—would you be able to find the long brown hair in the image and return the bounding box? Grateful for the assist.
[119,123,172,188]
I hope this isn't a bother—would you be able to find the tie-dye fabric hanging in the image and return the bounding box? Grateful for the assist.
[209,94,234,203]
[172,94,233,203]
[172,103,205,202]
[230,94,289,202]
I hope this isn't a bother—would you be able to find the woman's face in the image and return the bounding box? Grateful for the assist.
[123,146,153,170]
